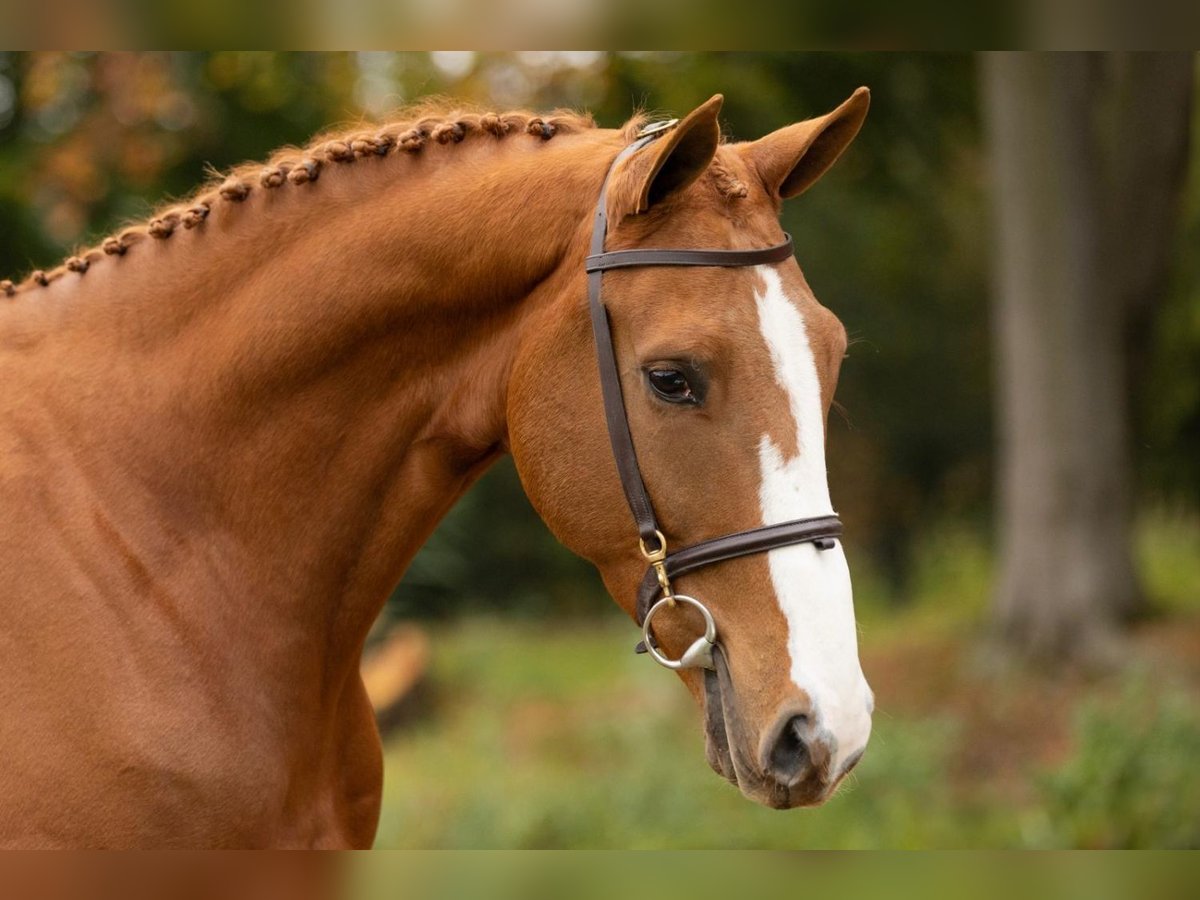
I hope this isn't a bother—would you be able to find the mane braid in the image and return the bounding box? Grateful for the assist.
[2,102,638,298]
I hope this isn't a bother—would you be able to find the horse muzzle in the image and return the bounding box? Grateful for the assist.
[702,644,866,809]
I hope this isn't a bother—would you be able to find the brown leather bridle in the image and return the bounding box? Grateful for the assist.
[586,121,844,670]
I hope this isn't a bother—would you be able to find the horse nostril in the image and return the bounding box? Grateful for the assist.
[768,714,812,781]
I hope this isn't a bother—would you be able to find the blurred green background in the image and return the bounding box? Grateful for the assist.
[1,52,1198,848]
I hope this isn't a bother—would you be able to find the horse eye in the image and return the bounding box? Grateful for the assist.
[647,368,697,404]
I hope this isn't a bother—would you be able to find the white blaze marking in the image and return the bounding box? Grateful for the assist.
[753,266,872,772]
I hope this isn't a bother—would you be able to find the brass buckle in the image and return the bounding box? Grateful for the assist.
[638,529,674,604]
[636,119,679,140]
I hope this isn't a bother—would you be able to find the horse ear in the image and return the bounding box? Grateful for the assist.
[742,87,870,200]
[610,94,723,220]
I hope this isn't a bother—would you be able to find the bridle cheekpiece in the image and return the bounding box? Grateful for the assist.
[587,120,844,671]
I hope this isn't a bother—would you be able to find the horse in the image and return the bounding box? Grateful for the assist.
[0,89,874,848]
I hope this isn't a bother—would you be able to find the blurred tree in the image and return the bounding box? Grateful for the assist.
[983,52,1194,665]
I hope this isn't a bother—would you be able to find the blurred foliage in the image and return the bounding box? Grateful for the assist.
[0,0,1022,51]
[1144,115,1200,500]
[0,52,1196,620]
[374,617,968,849]
[1035,679,1200,849]
[1136,504,1200,616]
[354,851,1200,900]
[371,515,1200,848]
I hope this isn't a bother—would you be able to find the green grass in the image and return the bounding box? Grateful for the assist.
[374,619,1200,849]
[375,617,975,849]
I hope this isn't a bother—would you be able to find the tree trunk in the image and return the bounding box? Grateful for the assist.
[982,52,1193,666]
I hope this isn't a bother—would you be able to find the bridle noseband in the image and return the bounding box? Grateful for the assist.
[587,120,844,671]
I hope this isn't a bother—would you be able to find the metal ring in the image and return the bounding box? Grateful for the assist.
[641,594,717,671]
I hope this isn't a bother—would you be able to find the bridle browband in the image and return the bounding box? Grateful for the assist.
[587,121,844,671]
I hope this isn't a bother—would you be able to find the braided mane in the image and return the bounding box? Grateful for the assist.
[1,102,650,298]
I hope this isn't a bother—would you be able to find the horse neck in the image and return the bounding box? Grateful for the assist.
[7,132,612,675]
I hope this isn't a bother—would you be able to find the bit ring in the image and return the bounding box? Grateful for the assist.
[641,594,717,671]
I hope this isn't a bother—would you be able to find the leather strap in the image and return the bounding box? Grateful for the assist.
[588,135,662,545]
[587,124,845,651]
[634,516,843,626]
[586,236,794,274]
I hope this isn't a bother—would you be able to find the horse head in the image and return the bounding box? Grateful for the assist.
[509,89,873,808]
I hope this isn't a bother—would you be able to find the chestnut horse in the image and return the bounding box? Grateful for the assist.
[0,90,873,848]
